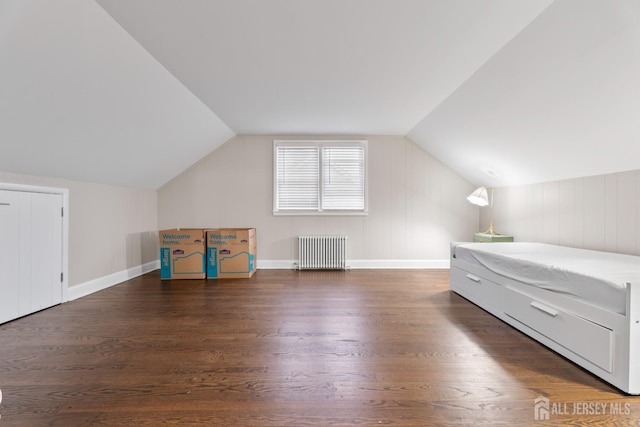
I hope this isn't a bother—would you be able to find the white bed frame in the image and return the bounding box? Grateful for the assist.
[450,242,640,395]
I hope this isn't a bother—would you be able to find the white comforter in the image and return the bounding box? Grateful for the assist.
[454,242,640,315]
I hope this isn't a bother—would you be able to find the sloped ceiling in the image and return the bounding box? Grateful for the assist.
[0,0,234,189]
[409,0,640,187]
[4,1,639,189]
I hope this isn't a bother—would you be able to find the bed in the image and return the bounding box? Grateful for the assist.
[450,241,640,395]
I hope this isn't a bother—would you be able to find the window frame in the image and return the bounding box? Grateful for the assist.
[273,140,368,216]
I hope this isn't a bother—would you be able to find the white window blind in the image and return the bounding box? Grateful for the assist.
[322,146,365,210]
[274,140,367,214]
[275,145,319,210]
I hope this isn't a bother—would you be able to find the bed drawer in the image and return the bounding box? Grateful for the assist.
[503,287,613,372]
[450,267,504,307]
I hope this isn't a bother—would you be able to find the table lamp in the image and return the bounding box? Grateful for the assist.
[467,186,498,235]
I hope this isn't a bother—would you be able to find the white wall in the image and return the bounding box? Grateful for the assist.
[489,169,640,255]
[0,171,158,287]
[158,135,479,266]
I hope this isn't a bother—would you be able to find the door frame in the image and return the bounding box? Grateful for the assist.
[0,182,69,302]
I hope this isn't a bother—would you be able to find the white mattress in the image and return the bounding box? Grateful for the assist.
[454,242,640,315]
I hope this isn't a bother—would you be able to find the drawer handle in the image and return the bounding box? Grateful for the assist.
[466,274,481,283]
[530,301,558,317]
[0,202,10,206]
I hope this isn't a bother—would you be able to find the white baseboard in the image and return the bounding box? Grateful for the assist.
[257,259,449,270]
[348,259,450,269]
[66,260,160,302]
[257,260,297,269]
[67,258,449,301]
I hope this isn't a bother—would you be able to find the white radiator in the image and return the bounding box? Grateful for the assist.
[297,236,348,270]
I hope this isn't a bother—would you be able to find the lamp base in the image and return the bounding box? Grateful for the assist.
[483,223,499,236]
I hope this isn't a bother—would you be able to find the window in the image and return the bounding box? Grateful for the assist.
[274,140,367,215]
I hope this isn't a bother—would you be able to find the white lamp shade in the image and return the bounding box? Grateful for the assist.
[467,186,489,206]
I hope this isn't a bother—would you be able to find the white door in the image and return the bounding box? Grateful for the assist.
[0,190,63,324]
[23,192,63,314]
[0,190,21,324]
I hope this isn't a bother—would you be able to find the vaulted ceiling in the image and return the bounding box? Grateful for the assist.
[2,1,639,189]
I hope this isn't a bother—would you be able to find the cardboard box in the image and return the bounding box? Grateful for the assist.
[159,229,206,279]
[206,228,257,279]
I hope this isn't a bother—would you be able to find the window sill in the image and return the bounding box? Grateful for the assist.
[273,210,368,217]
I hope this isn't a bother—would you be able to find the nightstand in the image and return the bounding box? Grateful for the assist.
[473,233,514,243]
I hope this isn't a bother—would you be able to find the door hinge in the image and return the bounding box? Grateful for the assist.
[61,207,64,217]
[61,272,64,282]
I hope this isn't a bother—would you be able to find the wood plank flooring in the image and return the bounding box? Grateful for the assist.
[1,269,639,426]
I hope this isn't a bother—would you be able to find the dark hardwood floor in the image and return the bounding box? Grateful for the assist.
[1,269,639,426]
